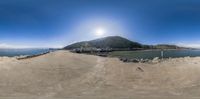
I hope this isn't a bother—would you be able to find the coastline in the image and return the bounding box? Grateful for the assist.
[1,49,200,62]
[16,51,51,60]
[0,49,56,60]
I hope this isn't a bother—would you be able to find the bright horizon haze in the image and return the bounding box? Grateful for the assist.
[0,0,200,48]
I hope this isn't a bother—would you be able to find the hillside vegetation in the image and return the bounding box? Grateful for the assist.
[64,36,184,50]
[64,36,143,50]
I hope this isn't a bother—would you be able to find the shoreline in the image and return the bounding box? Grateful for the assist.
[0,50,57,60]
[0,50,199,68]
[69,49,200,63]
[16,51,51,60]
[1,49,200,62]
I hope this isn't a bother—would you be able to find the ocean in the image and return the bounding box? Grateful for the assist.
[110,49,200,59]
[0,48,52,57]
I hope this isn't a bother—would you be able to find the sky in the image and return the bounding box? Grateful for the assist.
[0,0,200,48]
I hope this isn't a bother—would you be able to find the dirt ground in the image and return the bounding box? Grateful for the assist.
[0,50,200,99]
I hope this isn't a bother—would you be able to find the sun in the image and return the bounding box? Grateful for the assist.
[95,28,106,36]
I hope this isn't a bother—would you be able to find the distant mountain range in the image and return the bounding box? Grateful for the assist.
[64,36,186,50]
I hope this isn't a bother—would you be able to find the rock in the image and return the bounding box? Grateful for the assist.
[119,58,149,63]
[97,53,108,57]
[136,67,144,72]
[152,57,160,63]
[140,59,149,63]
[130,58,140,63]
[119,57,128,62]
[119,57,124,61]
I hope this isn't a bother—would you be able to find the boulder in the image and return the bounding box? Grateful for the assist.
[119,57,128,62]
[152,57,160,63]
[140,59,149,63]
[130,58,140,63]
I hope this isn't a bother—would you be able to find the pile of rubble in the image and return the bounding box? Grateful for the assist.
[119,57,160,63]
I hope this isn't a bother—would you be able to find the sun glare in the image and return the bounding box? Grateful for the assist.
[95,28,105,36]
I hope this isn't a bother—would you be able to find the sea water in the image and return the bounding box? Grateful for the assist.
[110,49,200,59]
[0,48,52,57]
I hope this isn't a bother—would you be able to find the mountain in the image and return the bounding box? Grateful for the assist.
[63,36,185,50]
[154,44,189,49]
[154,44,179,49]
[64,36,143,50]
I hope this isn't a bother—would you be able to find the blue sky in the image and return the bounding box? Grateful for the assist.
[0,0,200,48]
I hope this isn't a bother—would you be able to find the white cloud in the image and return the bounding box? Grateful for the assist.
[0,43,63,49]
[0,43,31,48]
[177,42,200,48]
